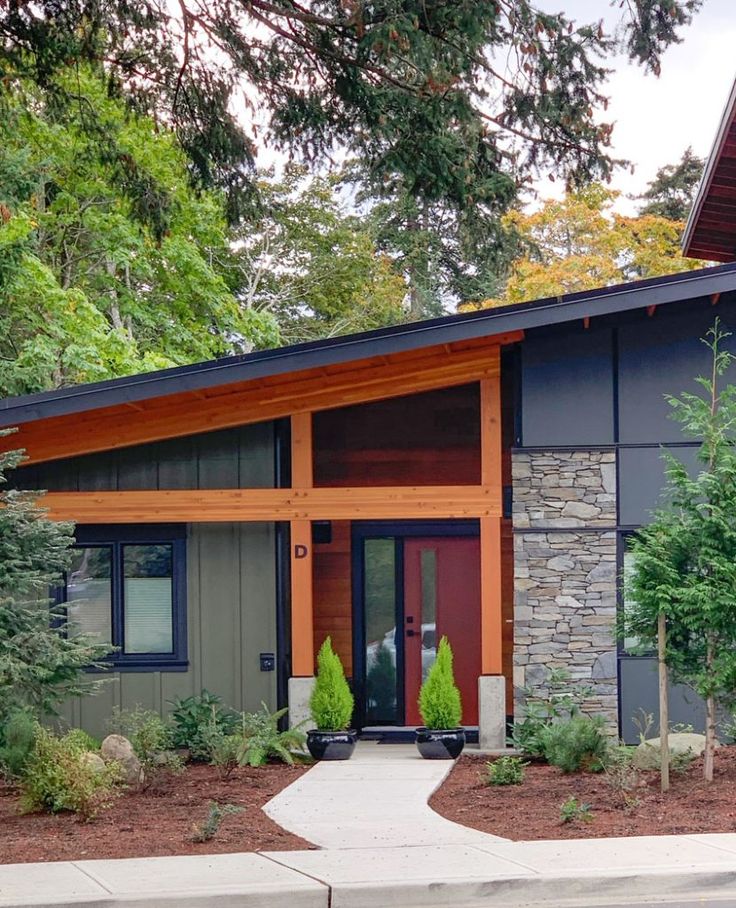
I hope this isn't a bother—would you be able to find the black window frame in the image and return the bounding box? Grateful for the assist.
[62,524,188,672]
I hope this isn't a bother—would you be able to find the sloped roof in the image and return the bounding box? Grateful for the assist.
[2,262,736,427]
[683,77,736,261]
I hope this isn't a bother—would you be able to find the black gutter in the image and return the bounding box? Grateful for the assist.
[3,263,736,425]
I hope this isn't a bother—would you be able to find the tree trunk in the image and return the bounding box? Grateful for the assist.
[657,611,669,793]
[704,639,716,782]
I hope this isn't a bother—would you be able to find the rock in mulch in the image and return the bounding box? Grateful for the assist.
[632,733,707,770]
[100,734,142,784]
[80,752,107,774]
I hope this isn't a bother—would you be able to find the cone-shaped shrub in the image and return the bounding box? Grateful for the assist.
[418,636,462,730]
[310,637,354,731]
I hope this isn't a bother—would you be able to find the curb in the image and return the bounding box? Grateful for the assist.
[2,845,736,908]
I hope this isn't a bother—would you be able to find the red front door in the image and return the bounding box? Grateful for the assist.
[403,537,481,726]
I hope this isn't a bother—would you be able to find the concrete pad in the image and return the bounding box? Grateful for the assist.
[0,862,107,906]
[684,833,736,855]
[264,740,506,849]
[476,835,736,874]
[265,843,736,908]
[75,853,327,908]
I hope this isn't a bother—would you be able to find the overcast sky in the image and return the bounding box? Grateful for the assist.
[536,0,736,212]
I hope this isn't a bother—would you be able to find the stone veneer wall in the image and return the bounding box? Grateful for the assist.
[512,450,618,731]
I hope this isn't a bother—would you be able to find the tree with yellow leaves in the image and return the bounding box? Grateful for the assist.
[472,184,708,309]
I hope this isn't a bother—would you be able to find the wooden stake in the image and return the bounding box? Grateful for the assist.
[658,611,670,793]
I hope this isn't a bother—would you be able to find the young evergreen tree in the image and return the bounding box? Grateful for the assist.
[625,322,736,782]
[0,437,110,724]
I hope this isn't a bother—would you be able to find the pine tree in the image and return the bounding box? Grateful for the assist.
[0,436,111,724]
[625,321,736,782]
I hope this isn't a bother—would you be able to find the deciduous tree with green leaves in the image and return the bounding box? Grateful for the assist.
[625,322,736,783]
[229,165,407,342]
[0,435,111,726]
[0,68,278,397]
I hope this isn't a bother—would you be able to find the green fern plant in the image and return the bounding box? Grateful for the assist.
[310,637,354,731]
[236,704,306,766]
[418,636,462,730]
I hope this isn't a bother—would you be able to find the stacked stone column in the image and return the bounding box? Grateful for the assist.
[512,450,618,731]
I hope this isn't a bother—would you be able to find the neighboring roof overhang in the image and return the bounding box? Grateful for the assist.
[2,262,736,430]
[683,76,736,262]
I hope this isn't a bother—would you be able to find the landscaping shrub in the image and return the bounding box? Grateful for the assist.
[603,746,640,810]
[540,715,608,773]
[486,755,527,786]
[65,728,101,753]
[20,727,121,819]
[559,796,593,824]
[191,801,243,842]
[310,637,354,731]
[170,690,238,760]
[108,706,183,787]
[418,636,462,730]
[236,704,306,766]
[510,668,592,758]
[207,730,241,778]
[0,709,38,777]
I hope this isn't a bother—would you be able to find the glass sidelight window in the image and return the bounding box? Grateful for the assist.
[364,538,398,724]
[61,527,186,669]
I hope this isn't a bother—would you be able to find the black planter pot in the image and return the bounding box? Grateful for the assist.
[415,727,466,760]
[306,729,358,761]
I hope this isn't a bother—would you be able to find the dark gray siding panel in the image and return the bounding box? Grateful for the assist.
[617,301,736,444]
[14,423,276,491]
[618,445,701,526]
[521,326,614,446]
[619,657,705,744]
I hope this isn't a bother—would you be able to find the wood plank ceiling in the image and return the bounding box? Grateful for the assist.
[686,118,736,262]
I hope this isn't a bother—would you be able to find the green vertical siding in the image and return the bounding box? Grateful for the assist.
[13,421,276,492]
[58,522,278,739]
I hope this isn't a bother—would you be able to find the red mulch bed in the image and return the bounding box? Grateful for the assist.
[0,763,314,864]
[430,747,736,840]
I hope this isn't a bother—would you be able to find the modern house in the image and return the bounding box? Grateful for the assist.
[4,85,736,748]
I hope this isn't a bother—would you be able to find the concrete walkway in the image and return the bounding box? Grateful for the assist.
[263,741,504,848]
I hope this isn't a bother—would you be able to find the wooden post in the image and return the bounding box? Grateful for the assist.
[480,516,503,674]
[290,413,314,677]
[658,611,670,793]
[480,363,504,675]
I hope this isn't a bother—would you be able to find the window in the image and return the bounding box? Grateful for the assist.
[61,526,187,670]
[620,536,653,656]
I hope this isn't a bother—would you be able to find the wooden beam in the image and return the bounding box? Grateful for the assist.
[479,355,504,676]
[290,413,314,676]
[38,486,503,523]
[480,516,503,675]
[480,367,501,487]
[290,413,313,488]
[290,519,314,676]
[5,334,522,467]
